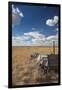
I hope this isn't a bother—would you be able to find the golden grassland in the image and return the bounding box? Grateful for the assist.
[12,46,58,86]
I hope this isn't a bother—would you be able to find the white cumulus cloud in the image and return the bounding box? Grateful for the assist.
[24,31,45,40]
[46,16,58,26]
[12,35,30,46]
[47,34,58,41]
[12,31,58,46]
[12,4,24,26]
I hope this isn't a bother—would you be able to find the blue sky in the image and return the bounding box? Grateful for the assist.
[12,4,59,46]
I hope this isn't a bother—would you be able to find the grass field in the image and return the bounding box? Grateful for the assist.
[12,46,58,86]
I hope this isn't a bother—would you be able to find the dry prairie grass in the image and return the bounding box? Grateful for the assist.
[12,46,58,86]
